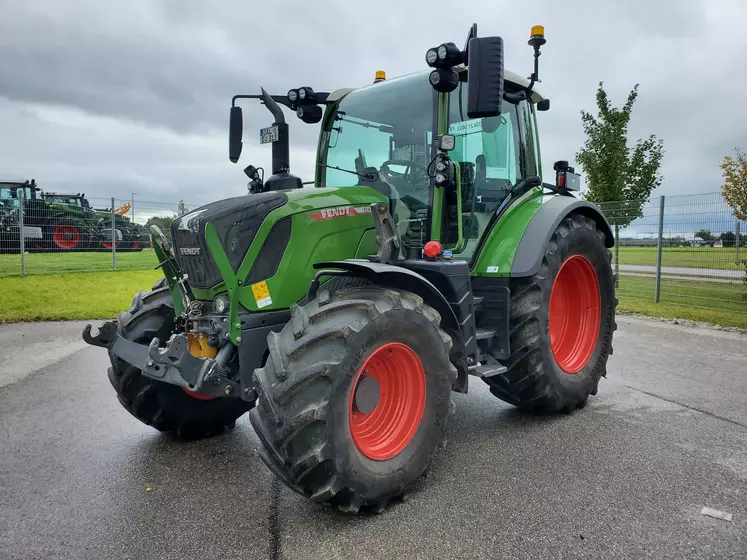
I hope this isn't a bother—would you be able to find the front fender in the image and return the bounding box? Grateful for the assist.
[312,260,469,393]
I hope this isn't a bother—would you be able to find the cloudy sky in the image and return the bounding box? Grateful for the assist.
[1,0,746,218]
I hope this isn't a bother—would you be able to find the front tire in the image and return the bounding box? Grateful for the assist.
[484,213,617,412]
[249,285,457,512]
[107,279,253,438]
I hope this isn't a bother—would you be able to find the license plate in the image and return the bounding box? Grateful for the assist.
[260,126,279,144]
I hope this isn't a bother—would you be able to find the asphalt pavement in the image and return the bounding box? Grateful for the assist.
[0,316,745,560]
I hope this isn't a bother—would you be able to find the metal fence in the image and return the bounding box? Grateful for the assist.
[2,186,746,316]
[598,191,747,316]
[0,185,191,276]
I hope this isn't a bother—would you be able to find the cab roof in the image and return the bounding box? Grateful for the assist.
[328,68,545,104]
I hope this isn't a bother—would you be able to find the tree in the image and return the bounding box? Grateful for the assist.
[576,82,664,285]
[721,147,747,221]
[177,200,189,217]
[695,229,714,242]
[145,215,176,242]
[720,231,736,247]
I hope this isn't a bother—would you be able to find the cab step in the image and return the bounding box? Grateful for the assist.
[475,328,495,341]
[475,363,507,378]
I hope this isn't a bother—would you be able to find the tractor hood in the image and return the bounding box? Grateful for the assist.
[171,192,288,289]
[172,186,388,303]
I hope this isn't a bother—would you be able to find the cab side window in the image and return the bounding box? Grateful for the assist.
[448,80,524,260]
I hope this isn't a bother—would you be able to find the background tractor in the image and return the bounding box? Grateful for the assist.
[41,193,146,252]
[0,179,100,252]
[0,181,145,252]
[83,24,616,513]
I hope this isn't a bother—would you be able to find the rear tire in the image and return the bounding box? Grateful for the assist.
[249,285,457,512]
[483,213,617,412]
[107,278,252,438]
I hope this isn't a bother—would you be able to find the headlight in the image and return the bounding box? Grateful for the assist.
[287,89,298,102]
[214,295,228,313]
[425,48,438,66]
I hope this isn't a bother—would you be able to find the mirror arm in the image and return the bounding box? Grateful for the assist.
[232,92,332,110]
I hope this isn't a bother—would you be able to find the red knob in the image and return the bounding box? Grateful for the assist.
[423,240,442,258]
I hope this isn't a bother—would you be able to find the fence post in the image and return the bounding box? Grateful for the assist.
[736,221,741,263]
[19,188,26,277]
[111,197,117,271]
[654,195,665,303]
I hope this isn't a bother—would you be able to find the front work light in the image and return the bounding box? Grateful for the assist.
[425,48,439,66]
[438,134,456,151]
[436,42,463,66]
[287,89,298,102]
[429,68,459,93]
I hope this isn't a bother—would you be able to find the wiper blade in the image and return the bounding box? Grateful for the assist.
[323,164,379,183]
[336,113,394,133]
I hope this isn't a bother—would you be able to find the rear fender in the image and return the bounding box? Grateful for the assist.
[311,260,470,393]
[510,197,614,277]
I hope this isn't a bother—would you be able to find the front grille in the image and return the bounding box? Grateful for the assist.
[171,192,288,291]
[172,227,222,289]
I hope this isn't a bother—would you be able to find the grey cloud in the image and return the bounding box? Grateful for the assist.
[1,0,746,204]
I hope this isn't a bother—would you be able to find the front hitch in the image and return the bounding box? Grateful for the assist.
[82,322,249,400]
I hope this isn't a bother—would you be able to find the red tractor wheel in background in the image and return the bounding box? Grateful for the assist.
[52,223,82,251]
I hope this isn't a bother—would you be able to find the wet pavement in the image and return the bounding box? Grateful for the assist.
[0,316,745,559]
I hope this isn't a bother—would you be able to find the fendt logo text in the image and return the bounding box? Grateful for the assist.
[180,247,201,256]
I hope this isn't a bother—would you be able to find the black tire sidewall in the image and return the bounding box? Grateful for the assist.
[539,219,615,397]
[110,280,251,435]
[325,306,452,500]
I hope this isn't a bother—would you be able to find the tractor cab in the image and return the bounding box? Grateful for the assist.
[316,66,547,262]
[43,192,92,210]
[0,180,40,207]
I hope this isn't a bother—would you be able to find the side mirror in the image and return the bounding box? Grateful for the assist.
[467,36,504,119]
[229,106,243,163]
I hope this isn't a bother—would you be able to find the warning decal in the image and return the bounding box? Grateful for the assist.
[309,206,372,221]
[251,280,273,309]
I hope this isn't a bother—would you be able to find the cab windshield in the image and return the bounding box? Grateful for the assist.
[0,183,31,209]
[322,72,435,213]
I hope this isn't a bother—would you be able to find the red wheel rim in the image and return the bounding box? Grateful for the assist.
[132,241,140,249]
[102,239,120,249]
[181,388,216,401]
[548,255,601,373]
[349,342,426,461]
[53,225,80,249]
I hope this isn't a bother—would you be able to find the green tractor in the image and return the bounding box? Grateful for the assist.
[83,25,616,513]
[42,193,146,252]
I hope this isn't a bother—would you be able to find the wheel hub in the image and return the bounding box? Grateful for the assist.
[349,342,426,461]
[353,375,380,415]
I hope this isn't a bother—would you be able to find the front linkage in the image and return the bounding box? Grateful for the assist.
[82,224,257,403]
[82,321,248,400]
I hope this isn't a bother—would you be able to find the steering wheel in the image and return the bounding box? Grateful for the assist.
[379,159,430,190]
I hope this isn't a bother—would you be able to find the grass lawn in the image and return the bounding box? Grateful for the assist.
[615,273,747,329]
[617,246,745,271]
[2,267,745,330]
[0,269,163,323]
[0,249,158,277]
